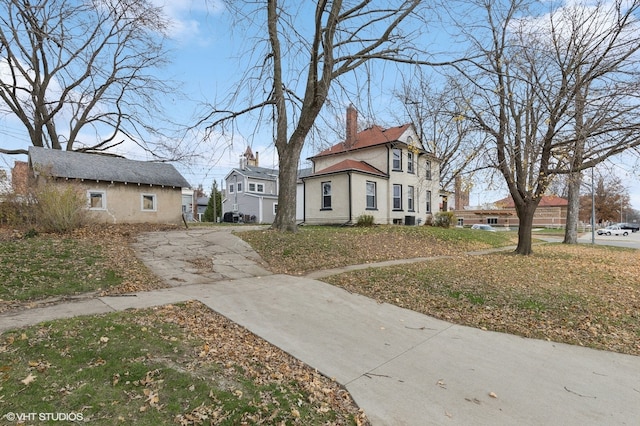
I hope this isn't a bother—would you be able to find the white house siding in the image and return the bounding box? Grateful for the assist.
[303,174,351,225]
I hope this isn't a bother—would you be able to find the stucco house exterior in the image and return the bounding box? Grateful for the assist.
[302,106,441,225]
[28,146,190,224]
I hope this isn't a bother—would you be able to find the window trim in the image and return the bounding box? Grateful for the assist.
[87,190,106,210]
[273,203,278,215]
[229,183,234,193]
[392,148,402,171]
[408,185,415,212]
[141,193,157,212]
[407,151,414,174]
[321,181,332,210]
[425,190,432,213]
[366,181,377,210]
[425,160,432,180]
[236,182,242,192]
[393,184,402,211]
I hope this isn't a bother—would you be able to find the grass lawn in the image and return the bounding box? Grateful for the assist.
[0,225,366,425]
[0,302,364,425]
[238,226,640,356]
[238,225,517,275]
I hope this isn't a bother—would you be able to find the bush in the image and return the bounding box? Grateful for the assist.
[34,183,88,233]
[434,211,455,228]
[0,194,37,227]
[356,214,375,227]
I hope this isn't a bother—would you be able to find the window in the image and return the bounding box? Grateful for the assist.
[237,183,242,192]
[393,184,402,210]
[407,151,414,174]
[408,186,414,211]
[229,184,234,193]
[249,183,264,193]
[142,194,157,211]
[392,148,402,171]
[322,182,332,209]
[88,191,106,210]
[426,190,432,213]
[487,217,498,225]
[425,160,432,180]
[366,181,377,209]
[457,218,464,227]
[273,203,278,214]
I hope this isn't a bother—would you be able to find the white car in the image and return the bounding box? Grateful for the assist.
[471,224,496,232]
[598,225,629,236]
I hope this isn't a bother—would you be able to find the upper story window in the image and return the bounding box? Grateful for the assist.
[229,184,235,193]
[407,151,414,174]
[392,148,402,171]
[237,183,242,192]
[322,181,332,209]
[248,182,265,193]
[425,160,432,180]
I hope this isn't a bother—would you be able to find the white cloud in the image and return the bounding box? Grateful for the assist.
[151,0,225,42]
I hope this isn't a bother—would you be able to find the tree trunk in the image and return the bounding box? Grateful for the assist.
[563,172,582,244]
[514,201,539,255]
[272,139,304,232]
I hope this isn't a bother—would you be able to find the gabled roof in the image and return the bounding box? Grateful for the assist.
[227,165,279,181]
[310,124,412,159]
[495,195,569,208]
[307,159,387,178]
[28,146,190,188]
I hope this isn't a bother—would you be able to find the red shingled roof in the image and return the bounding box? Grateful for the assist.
[310,159,387,177]
[312,124,411,158]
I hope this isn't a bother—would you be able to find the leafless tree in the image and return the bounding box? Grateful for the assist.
[0,0,176,156]
[447,0,640,254]
[397,72,487,196]
[200,0,435,232]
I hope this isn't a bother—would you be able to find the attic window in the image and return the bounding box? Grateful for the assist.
[141,193,157,211]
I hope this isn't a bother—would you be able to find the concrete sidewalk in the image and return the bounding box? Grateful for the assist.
[2,228,640,425]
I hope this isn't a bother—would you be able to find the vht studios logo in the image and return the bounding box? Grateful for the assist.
[4,412,84,422]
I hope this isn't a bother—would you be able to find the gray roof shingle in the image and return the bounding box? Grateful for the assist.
[28,146,190,188]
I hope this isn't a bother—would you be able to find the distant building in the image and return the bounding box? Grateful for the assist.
[454,195,568,228]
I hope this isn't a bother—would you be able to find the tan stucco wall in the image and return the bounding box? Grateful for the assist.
[67,180,184,224]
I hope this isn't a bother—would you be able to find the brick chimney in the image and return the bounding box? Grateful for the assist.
[345,104,357,148]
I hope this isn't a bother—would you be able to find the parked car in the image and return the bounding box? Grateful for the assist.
[618,223,640,232]
[598,225,629,236]
[471,224,496,232]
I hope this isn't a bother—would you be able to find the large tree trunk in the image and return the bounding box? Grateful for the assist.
[272,137,304,232]
[563,172,582,244]
[514,200,539,255]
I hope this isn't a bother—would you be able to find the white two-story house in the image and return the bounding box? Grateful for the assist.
[302,106,440,225]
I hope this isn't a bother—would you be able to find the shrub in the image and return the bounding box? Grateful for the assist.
[434,211,455,228]
[356,214,375,227]
[34,183,88,233]
[0,194,37,227]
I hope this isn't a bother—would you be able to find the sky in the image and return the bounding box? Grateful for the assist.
[1,0,640,211]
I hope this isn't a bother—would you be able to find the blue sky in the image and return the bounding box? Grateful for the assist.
[1,0,640,211]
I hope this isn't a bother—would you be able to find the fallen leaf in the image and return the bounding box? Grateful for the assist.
[21,373,36,385]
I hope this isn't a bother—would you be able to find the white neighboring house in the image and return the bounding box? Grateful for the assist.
[302,106,441,225]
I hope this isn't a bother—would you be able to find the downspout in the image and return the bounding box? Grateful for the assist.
[302,178,306,224]
[348,171,353,224]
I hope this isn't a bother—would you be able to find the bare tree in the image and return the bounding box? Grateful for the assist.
[0,0,175,156]
[397,72,487,195]
[448,0,640,254]
[200,0,433,232]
